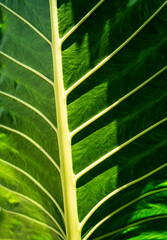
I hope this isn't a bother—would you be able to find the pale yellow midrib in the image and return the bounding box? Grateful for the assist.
[49,1,81,240]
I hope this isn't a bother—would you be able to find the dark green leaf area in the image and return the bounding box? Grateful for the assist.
[76,128,167,188]
[0,7,53,79]
[67,33,166,132]
[0,79,58,163]
[0,55,57,128]
[0,0,51,40]
[58,0,100,38]
[76,119,167,237]
[90,196,167,240]
[0,5,57,157]
[62,0,166,90]
[0,2,56,138]
[0,7,6,39]
[82,170,167,239]
[0,208,61,239]
[72,75,167,174]
[0,3,58,160]
[92,218,167,240]
[77,137,167,220]
[0,82,60,188]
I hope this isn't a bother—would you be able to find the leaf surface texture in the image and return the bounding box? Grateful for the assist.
[0,0,167,239]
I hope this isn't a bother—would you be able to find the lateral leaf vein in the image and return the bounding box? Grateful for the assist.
[0,158,64,219]
[70,66,167,138]
[91,215,167,240]
[0,184,65,236]
[2,208,65,239]
[0,124,60,172]
[0,51,54,86]
[75,118,167,180]
[0,91,57,134]
[60,0,105,44]
[0,3,51,45]
[66,2,166,96]
[80,165,167,229]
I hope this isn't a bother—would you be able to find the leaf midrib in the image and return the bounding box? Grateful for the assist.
[49,0,81,239]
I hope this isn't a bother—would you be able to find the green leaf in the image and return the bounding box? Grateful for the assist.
[0,0,167,240]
